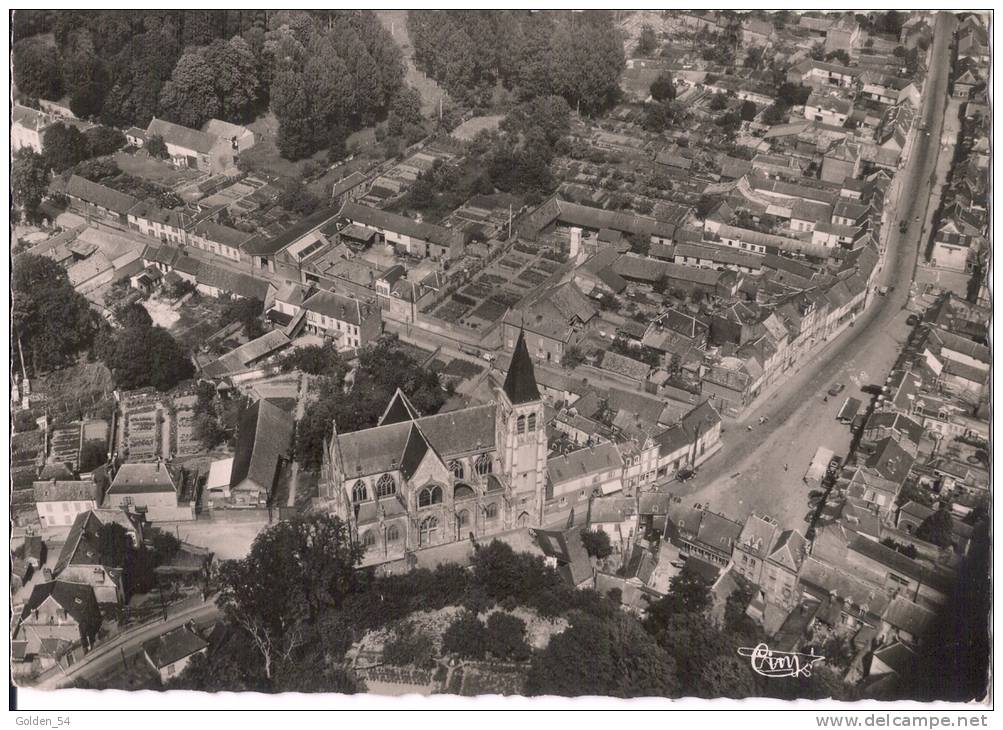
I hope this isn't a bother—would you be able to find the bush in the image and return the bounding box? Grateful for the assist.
[580,529,612,559]
[442,611,487,659]
[13,410,38,432]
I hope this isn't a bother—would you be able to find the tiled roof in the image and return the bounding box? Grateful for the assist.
[340,201,454,246]
[230,399,294,493]
[147,117,215,154]
[503,330,541,405]
[143,625,208,668]
[107,463,177,496]
[547,442,623,485]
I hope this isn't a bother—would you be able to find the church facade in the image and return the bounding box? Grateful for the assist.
[319,331,548,565]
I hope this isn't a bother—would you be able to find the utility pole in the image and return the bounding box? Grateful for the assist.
[508,205,513,240]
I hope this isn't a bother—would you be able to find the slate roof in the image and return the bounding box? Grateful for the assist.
[865,437,915,485]
[548,442,623,486]
[54,512,107,574]
[191,220,252,248]
[736,514,779,558]
[302,290,366,326]
[503,330,541,405]
[230,399,294,494]
[882,596,936,637]
[532,528,593,586]
[337,404,497,477]
[34,479,101,503]
[379,388,421,426]
[768,529,807,572]
[21,581,101,634]
[65,175,139,215]
[143,625,208,669]
[340,201,454,246]
[107,463,177,496]
[147,117,215,154]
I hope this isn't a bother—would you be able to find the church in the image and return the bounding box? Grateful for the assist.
[319,331,548,566]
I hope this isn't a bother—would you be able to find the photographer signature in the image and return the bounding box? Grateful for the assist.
[737,643,824,678]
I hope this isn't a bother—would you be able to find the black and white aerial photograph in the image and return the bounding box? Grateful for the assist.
[9,7,992,715]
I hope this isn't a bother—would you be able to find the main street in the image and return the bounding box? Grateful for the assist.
[669,12,957,531]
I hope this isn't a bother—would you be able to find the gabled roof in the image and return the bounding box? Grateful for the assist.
[399,422,437,481]
[21,581,101,632]
[547,442,623,486]
[503,330,541,405]
[65,175,139,216]
[143,625,208,669]
[147,117,216,154]
[229,399,294,493]
[379,388,421,426]
[768,529,807,572]
[107,463,177,496]
[54,511,117,574]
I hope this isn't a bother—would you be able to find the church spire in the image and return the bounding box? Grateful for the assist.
[502,329,541,405]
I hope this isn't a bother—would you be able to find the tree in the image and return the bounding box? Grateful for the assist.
[649,71,676,102]
[825,49,851,66]
[387,86,423,138]
[526,612,679,697]
[78,440,107,473]
[709,93,728,111]
[193,411,226,450]
[146,134,168,159]
[442,610,487,659]
[579,529,612,559]
[739,100,758,122]
[12,254,98,376]
[917,506,955,548]
[13,38,63,99]
[150,529,182,565]
[115,302,152,330]
[276,181,320,217]
[221,297,265,339]
[158,50,220,129]
[43,122,91,172]
[215,514,362,682]
[636,24,658,57]
[278,343,347,378]
[101,322,193,391]
[641,101,674,133]
[485,612,530,661]
[561,345,586,369]
[383,629,435,666]
[695,194,719,219]
[84,125,126,156]
[11,149,51,224]
[644,563,713,629]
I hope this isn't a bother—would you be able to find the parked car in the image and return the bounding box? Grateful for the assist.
[906,314,920,326]
[827,383,846,397]
[899,220,908,233]
[676,467,696,482]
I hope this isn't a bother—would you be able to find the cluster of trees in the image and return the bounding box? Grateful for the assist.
[441,611,531,661]
[191,381,249,451]
[295,335,448,469]
[12,254,99,376]
[12,10,405,162]
[402,94,572,219]
[93,302,194,392]
[761,82,813,126]
[408,10,625,115]
[265,11,405,160]
[97,522,180,599]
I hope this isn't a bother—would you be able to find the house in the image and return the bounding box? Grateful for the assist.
[532,527,594,588]
[844,536,952,610]
[104,462,193,522]
[879,595,936,647]
[501,282,597,365]
[202,119,256,153]
[12,104,57,152]
[125,127,147,147]
[587,495,637,548]
[143,624,209,683]
[546,442,624,525]
[51,510,130,605]
[804,93,852,127]
[665,505,743,568]
[339,201,460,260]
[15,581,102,669]
[127,201,188,245]
[187,221,252,263]
[330,172,369,205]
[33,477,103,528]
[63,175,139,226]
[146,117,235,175]
[300,289,381,350]
[229,399,295,507]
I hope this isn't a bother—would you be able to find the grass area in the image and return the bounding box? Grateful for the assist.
[241,113,329,182]
[451,115,504,141]
[114,151,202,188]
[74,650,162,691]
[37,362,115,423]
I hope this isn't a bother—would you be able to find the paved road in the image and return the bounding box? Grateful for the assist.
[666,13,957,531]
[32,601,219,690]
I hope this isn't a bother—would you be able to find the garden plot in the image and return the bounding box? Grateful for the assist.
[125,407,161,461]
[173,408,200,457]
[49,424,81,469]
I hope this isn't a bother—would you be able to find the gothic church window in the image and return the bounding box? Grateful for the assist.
[449,460,465,479]
[475,453,492,476]
[527,413,537,432]
[517,415,526,434]
[485,503,498,521]
[377,474,396,498]
[457,509,470,529]
[361,531,376,548]
[386,524,401,543]
[352,480,367,503]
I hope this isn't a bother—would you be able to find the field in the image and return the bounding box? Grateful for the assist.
[35,362,115,424]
